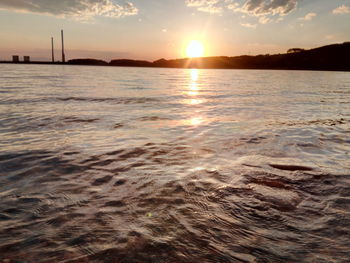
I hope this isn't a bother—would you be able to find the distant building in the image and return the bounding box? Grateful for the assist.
[12,55,19,62]
[24,56,30,62]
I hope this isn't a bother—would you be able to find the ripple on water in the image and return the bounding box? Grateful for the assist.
[0,139,349,262]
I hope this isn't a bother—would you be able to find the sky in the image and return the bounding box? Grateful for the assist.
[0,0,349,61]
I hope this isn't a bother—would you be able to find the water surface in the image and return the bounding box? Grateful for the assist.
[0,64,349,262]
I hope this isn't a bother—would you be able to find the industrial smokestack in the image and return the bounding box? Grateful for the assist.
[51,37,54,63]
[61,30,65,63]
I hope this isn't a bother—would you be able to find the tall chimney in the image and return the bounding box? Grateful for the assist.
[61,30,65,63]
[51,37,55,63]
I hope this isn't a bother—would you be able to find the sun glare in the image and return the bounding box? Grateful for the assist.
[190,69,198,81]
[186,40,204,58]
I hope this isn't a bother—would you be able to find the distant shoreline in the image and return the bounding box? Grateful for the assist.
[1,42,349,72]
[1,61,349,73]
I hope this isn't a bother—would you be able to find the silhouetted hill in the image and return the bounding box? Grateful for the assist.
[62,42,350,71]
[108,42,350,71]
[148,42,350,71]
[109,59,152,67]
[68,58,108,66]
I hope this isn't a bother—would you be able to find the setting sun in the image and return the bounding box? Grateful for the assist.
[186,40,204,58]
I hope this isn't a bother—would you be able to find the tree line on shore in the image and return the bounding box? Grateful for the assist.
[68,42,350,71]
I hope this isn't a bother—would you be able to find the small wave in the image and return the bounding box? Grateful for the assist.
[138,116,171,121]
[274,118,348,127]
[269,164,314,171]
[56,96,160,104]
[0,116,100,133]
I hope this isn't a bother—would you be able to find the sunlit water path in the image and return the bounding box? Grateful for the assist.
[0,64,349,262]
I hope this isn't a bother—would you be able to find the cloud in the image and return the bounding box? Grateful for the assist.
[185,0,232,14]
[240,22,257,28]
[187,0,299,23]
[259,16,271,24]
[0,0,138,20]
[231,0,298,16]
[333,5,350,15]
[298,12,316,21]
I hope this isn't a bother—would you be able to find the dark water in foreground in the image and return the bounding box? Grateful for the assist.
[0,64,349,262]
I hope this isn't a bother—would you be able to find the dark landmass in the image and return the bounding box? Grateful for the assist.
[68,58,108,66]
[107,42,350,71]
[109,59,153,67]
[1,42,349,71]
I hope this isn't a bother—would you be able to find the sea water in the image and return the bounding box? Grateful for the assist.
[0,64,349,262]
